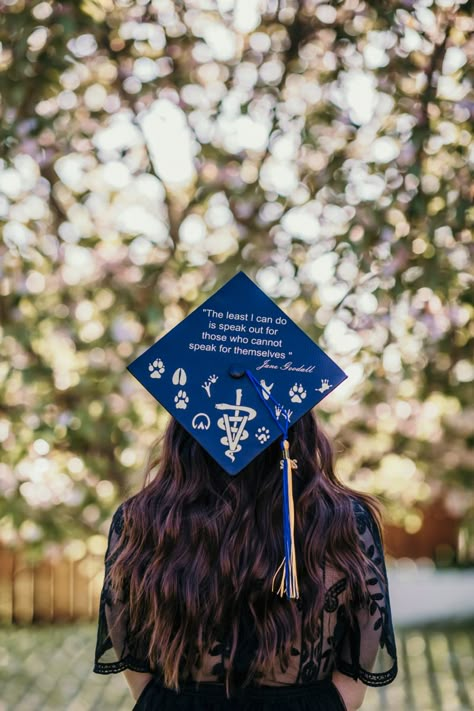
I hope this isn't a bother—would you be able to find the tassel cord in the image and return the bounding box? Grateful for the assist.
[244,370,290,440]
[244,370,299,599]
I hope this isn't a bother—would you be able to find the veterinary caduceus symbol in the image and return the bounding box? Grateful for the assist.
[215,388,257,461]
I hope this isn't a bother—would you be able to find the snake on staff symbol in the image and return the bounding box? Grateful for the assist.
[215,389,257,461]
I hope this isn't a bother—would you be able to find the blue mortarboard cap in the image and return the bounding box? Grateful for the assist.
[127,271,348,476]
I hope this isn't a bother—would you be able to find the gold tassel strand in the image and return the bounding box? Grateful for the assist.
[272,439,300,599]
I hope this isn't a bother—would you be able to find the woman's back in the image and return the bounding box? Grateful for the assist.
[93,274,398,708]
[94,486,397,707]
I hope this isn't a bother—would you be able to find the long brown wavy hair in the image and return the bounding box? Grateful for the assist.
[108,409,384,694]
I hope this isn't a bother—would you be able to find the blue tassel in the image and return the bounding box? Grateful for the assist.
[243,370,299,600]
[272,439,299,599]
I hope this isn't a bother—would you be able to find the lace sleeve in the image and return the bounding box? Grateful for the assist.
[335,501,398,687]
[93,503,152,674]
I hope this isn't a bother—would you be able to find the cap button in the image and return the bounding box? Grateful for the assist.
[229,365,245,379]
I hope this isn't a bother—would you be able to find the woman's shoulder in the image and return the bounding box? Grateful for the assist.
[109,493,144,535]
[108,498,131,536]
[345,496,387,571]
[347,495,381,537]
[347,494,370,518]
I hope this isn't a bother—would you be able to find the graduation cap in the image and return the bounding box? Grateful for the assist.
[127,271,348,599]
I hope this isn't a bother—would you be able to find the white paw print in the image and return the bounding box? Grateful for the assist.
[255,427,270,444]
[174,390,189,409]
[316,378,331,394]
[149,358,165,379]
[289,383,307,403]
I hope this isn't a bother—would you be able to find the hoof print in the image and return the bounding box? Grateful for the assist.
[172,368,187,386]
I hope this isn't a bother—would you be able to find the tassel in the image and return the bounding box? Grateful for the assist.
[242,370,300,600]
[272,439,299,599]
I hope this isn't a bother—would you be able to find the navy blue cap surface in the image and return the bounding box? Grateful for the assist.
[127,271,348,475]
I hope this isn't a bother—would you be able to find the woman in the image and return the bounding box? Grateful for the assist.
[93,410,398,710]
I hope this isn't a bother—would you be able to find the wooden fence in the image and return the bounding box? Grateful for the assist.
[0,546,104,624]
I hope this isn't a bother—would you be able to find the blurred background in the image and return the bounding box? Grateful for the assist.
[0,0,473,709]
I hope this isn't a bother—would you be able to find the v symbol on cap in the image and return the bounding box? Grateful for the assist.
[216,389,257,461]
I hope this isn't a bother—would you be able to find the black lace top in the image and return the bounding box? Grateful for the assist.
[93,498,398,690]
